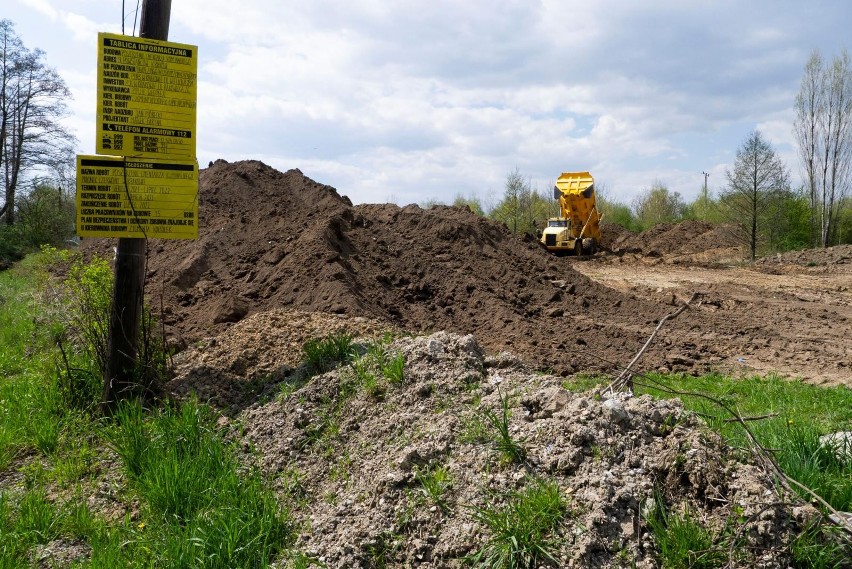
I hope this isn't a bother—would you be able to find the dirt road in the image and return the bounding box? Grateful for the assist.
[573,252,852,386]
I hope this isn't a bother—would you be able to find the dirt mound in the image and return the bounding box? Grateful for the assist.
[755,244,852,269]
[222,330,804,567]
[599,221,635,250]
[79,160,846,383]
[610,220,743,260]
[82,160,678,377]
[167,309,396,414]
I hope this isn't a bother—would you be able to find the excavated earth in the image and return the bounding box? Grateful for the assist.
[24,159,851,566]
[81,159,852,386]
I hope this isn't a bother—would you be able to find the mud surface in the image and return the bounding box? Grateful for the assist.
[81,160,852,386]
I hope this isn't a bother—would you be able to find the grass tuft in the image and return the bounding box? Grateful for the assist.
[381,353,405,385]
[415,464,453,513]
[468,478,566,568]
[302,333,355,378]
[481,390,525,464]
[104,398,293,566]
[645,494,724,569]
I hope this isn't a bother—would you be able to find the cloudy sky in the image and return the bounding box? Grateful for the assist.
[5,0,851,208]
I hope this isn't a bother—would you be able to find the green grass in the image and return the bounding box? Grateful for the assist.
[381,353,405,385]
[346,340,406,400]
[1,253,296,567]
[645,494,725,569]
[104,398,293,567]
[790,521,852,569]
[302,333,355,377]
[0,254,67,469]
[481,390,526,464]
[415,464,453,513]
[468,478,567,568]
[634,373,852,512]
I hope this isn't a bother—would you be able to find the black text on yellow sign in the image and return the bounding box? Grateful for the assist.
[96,32,197,160]
[76,155,199,240]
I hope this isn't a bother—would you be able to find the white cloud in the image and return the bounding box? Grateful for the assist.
[7,0,852,207]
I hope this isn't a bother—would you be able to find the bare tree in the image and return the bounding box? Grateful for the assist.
[720,131,790,260]
[794,49,852,247]
[0,20,75,225]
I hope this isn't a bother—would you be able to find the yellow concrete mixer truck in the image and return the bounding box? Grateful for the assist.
[539,171,602,256]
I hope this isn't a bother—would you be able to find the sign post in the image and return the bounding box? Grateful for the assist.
[101,0,180,413]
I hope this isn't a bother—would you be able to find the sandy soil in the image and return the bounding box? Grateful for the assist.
[574,251,852,386]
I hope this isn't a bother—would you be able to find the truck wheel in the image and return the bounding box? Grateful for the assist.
[573,239,583,256]
[582,238,597,255]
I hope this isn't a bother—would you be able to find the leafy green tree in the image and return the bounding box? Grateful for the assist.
[489,168,552,236]
[835,196,852,244]
[632,181,686,230]
[719,131,791,259]
[452,193,485,216]
[766,189,812,252]
[490,168,527,233]
[595,182,639,231]
[15,183,75,247]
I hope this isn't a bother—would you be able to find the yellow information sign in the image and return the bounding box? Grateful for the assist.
[96,32,197,160]
[76,155,198,239]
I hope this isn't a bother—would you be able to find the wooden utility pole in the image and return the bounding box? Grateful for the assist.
[102,0,172,414]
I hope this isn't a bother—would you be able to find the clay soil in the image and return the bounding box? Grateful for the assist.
[82,159,852,387]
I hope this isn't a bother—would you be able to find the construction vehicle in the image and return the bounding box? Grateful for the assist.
[539,171,602,256]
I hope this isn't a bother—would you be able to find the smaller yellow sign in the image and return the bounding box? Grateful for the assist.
[76,155,198,239]
[96,32,197,160]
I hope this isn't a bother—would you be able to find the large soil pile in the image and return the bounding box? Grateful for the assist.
[79,160,844,381]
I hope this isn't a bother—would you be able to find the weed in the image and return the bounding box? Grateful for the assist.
[277,464,309,506]
[299,399,343,453]
[468,478,567,568]
[302,333,355,377]
[790,521,851,569]
[287,550,324,568]
[481,390,526,464]
[381,353,405,385]
[364,531,401,568]
[15,489,59,543]
[329,451,354,482]
[645,493,724,569]
[459,412,490,444]
[362,371,387,400]
[351,355,378,386]
[415,464,453,513]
